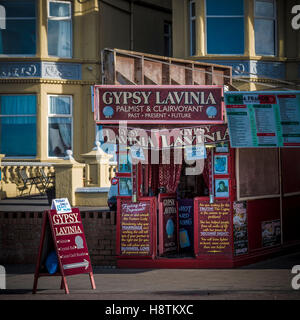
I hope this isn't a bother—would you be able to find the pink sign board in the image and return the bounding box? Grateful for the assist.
[48,208,92,276]
[95,85,224,124]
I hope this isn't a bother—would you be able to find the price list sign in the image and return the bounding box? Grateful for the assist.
[195,199,232,256]
[225,92,300,147]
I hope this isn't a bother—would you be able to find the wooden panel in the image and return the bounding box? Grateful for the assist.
[193,66,206,85]
[170,62,186,85]
[238,148,280,199]
[281,148,300,194]
[144,60,163,84]
[212,69,225,85]
[115,55,136,85]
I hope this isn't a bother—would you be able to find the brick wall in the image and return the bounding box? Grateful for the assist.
[0,211,116,266]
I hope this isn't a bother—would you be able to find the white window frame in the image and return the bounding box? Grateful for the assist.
[254,0,277,56]
[47,0,72,58]
[47,94,73,159]
[0,0,37,57]
[0,94,37,159]
[205,0,245,56]
[189,0,196,56]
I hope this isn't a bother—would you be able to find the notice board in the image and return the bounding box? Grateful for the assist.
[194,198,232,257]
[117,197,156,258]
[225,92,300,148]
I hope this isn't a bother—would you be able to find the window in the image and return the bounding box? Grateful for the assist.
[206,0,244,55]
[48,95,72,157]
[189,0,196,56]
[48,0,72,58]
[254,0,276,56]
[0,95,37,157]
[164,21,172,57]
[0,0,36,55]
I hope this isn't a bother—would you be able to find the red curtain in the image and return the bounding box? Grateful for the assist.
[202,148,212,194]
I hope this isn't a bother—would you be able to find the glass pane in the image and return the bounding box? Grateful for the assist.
[0,0,36,18]
[49,96,71,114]
[0,95,36,115]
[119,178,132,196]
[206,0,244,16]
[255,0,274,18]
[255,19,275,55]
[207,17,244,54]
[48,117,72,157]
[49,1,71,17]
[0,20,36,54]
[0,116,36,156]
[118,153,132,173]
[48,20,72,57]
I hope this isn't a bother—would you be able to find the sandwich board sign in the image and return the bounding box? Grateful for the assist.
[33,200,95,294]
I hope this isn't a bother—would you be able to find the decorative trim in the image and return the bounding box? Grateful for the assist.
[0,78,96,85]
[202,59,285,80]
[76,187,110,193]
[0,61,82,80]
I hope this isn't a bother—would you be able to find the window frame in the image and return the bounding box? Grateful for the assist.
[47,94,73,159]
[47,0,73,58]
[163,20,172,57]
[0,94,37,159]
[189,0,196,56]
[254,0,277,56]
[0,0,37,57]
[205,0,245,56]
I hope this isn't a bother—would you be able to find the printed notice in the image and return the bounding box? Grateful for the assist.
[197,201,231,255]
[120,201,152,256]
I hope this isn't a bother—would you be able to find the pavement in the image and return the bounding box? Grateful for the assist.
[1,251,300,301]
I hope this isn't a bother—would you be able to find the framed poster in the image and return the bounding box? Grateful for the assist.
[215,179,229,198]
[261,220,281,248]
[214,155,228,175]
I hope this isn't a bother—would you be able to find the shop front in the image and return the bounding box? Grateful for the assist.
[93,50,300,268]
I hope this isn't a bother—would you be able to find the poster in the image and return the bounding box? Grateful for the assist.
[214,155,228,175]
[95,85,224,124]
[119,200,152,256]
[196,200,232,255]
[215,179,229,198]
[178,198,194,251]
[261,220,281,248]
[233,201,248,256]
[225,91,300,147]
[158,196,178,255]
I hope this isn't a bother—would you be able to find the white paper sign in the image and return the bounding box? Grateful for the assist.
[51,198,72,214]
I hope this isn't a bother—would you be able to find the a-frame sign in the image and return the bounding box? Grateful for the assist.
[32,205,96,294]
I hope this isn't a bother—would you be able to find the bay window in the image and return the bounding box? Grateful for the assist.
[254,0,276,56]
[48,0,72,58]
[206,0,244,55]
[48,95,72,158]
[0,95,37,157]
[0,0,36,55]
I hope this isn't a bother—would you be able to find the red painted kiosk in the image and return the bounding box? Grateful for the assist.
[94,49,300,268]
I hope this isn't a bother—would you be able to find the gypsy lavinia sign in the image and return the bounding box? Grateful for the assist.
[94,85,224,124]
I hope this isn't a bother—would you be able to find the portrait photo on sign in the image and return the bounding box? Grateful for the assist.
[215,179,229,198]
[214,155,228,175]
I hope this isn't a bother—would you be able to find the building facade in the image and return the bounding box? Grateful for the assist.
[172,0,300,91]
[0,0,172,197]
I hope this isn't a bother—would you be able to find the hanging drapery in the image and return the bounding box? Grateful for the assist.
[202,148,212,194]
[158,148,182,194]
